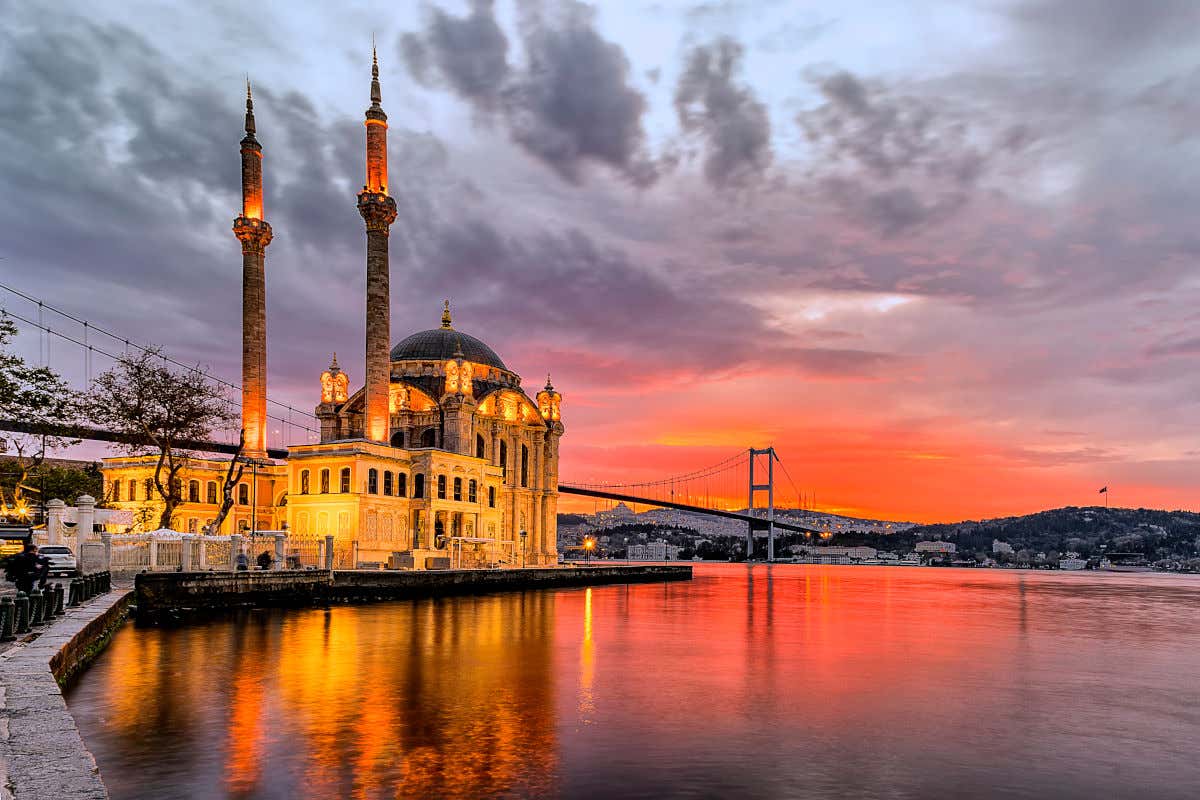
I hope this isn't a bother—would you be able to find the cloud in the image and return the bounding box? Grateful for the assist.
[400,0,657,186]
[797,70,1029,235]
[674,38,772,189]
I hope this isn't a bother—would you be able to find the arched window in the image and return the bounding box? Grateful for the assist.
[499,440,507,479]
[340,467,351,493]
[277,492,287,507]
[488,486,496,508]
[521,445,529,488]
[453,477,462,501]
[144,478,154,500]
[413,473,425,498]
[206,481,218,504]
[187,480,200,503]
[170,478,182,501]
[476,434,486,460]
[390,430,405,448]
[437,474,446,499]
[319,469,330,494]
[238,483,249,505]
[368,468,379,494]
[398,472,407,497]
[468,479,477,503]
[383,471,393,496]
[110,479,122,502]
[300,470,310,495]
[420,428,437,448]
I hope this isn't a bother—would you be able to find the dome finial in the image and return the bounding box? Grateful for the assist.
[370,37,382,108]
[329,352,340,372]
[545,373,554,392]
[441,299,452,329]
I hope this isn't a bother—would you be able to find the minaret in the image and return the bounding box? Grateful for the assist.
[357,47,398,443]
[232,81,272,458]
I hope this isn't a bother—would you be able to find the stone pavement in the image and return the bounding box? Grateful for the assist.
[0,590,131,799]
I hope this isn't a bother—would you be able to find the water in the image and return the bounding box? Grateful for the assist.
[66,564,1200,799]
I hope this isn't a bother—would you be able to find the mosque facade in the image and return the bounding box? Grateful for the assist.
[100,53,563,568]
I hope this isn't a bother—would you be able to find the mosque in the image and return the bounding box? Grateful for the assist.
[100,53,563,568]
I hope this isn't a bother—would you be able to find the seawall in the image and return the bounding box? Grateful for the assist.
[136,565,692,623]
[0,589,132,799]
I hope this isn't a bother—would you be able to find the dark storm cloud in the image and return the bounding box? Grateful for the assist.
[674,38,772,189]
[399,0,658,186]
[797,70,1030,236]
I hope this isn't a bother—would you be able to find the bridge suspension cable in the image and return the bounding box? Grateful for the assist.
[0,284,319,443]
[562,449,745,491]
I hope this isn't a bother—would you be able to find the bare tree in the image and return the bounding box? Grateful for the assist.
[0,316,80,514]
[206,429,246,534]
[85,347,234,530]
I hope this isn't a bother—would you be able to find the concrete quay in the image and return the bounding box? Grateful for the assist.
[0,589,132,800]
[136,564,693,624]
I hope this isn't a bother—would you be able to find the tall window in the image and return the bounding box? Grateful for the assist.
[238,483,249,505]
[383,471,393,496]
[300,470,310,495]
[319,469,330,494]
[488,486,496,508]
[521,445,529,488]
[340,467,351,493]
[414,473,424,498]
[437,474,446,500]
[170,478,182,501]
[368,468,379,494]
[468,479,477,504]
[398,472,407,497]
[476,434,486,460]
[188,480,200,503]
[453,477,462,501]
[144,478,154,500]
[110,479,122,502]
[206,481,218,504]
[500,440,508,479]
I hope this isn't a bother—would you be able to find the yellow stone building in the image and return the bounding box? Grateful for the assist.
[100,54,563,568]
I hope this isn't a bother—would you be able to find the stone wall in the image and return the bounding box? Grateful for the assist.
[135,565,692,624]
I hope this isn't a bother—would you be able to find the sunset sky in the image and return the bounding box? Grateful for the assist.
[2,0,1198,522]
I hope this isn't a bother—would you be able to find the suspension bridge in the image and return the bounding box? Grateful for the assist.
[1,283,820,560]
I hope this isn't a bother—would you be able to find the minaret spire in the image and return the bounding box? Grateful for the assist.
[244,79,256,138]
[441,299,453,329]
[358,47,398,444]
[232,78,273,459]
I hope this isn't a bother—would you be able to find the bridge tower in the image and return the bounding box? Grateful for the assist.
[747,447,777,561]
[232,81,273,459]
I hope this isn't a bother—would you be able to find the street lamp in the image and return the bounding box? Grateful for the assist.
[583,536,595,565]
[519,529,527,569]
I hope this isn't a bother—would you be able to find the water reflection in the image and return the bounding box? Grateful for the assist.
[67,565,1200,800]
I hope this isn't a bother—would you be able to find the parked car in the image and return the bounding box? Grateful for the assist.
[38,545,78,577]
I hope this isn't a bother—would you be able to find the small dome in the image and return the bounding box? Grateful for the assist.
[390,328,507,370]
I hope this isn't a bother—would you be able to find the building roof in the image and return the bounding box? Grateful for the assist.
[390,328,508,370]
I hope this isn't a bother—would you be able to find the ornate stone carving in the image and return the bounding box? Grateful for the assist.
[357,191,397,232]
[233,216,273,253]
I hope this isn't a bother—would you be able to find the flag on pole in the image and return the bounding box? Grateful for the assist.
[1098,486,1108,494]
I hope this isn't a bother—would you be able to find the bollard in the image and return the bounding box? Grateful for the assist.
[67,579,78,607]
[0,597,15,641]
[53,582,66,616]
[103,571,112,592]
[86,574,96,599]
[15,592,30,634]
[28,588,44,626]
[80,575,90,601]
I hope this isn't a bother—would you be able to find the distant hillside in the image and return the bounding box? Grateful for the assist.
[908,506,1200,560]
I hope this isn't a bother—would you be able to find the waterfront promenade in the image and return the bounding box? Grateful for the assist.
[0,586,131,799]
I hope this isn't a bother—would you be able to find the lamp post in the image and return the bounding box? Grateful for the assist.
[584,536,595,565]
[519,529,527,569]
[239,457,268,538]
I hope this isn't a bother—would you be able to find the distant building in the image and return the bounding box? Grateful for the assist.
[992,540,1014,554]
[1059,557,1087,571]
[793,545,877,564]
[626,539,679,561]
[916,540,956,554]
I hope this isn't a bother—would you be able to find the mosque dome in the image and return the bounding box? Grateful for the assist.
[390,328,507,370]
